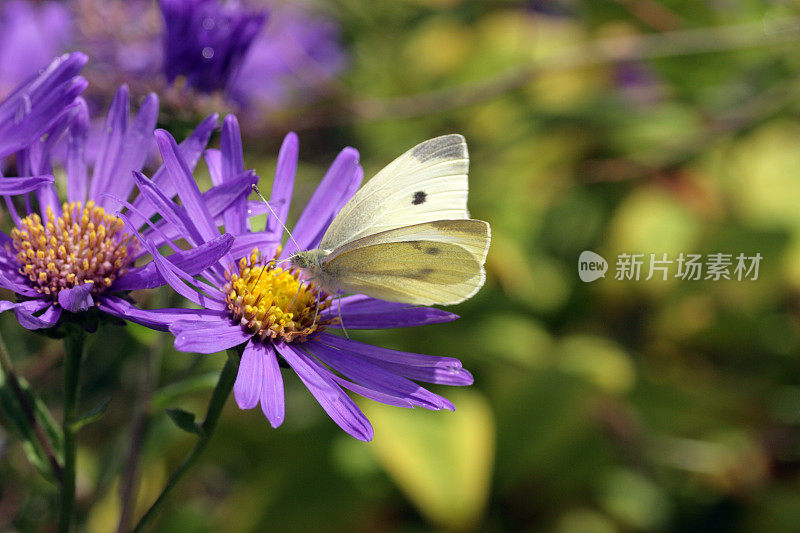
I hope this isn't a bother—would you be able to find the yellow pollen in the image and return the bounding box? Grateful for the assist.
[10,201,136,300]
[224,247,334,343]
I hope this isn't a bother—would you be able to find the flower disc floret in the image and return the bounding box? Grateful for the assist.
[10,201,134,298]
[225,248,334,343]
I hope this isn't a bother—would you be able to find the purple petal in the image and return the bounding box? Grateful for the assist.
[129,171,206,248]
[14,299,61,330]
[321,295,459,329]
[97,92,160,209]
[98,296,226,331]
[220,115,247,235]
[235,338,264,410]
[315,332,472,387]
[0,52,87,159]
[66,98,89,203]
[0,175,53,195]
[204,148,223,186]
[112,233,234,291]
[202,169,259,223]
[170,320,252,354]
[330,374,414,408]
[0,268,38,296]
[307,339,455,411]
[259,341,285,427]
[228,232,280,261]
[0,300,19,313]
[282,147,359,257]
[267,132,298,231]
[57,283,94,312]
[275,341,373,441]
[154,129,219,244]
[89,85,129,201]
[131,113,219,218]
[118,212,228,310]
[246,199,286,219]
[378,362,474,386]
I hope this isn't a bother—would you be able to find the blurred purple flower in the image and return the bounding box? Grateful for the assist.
[0,1,73,98]
[0,0,346,117]
[0,84,250,331]
[228,3,346,109]
[160,0,267,94]
[124,118,473,441]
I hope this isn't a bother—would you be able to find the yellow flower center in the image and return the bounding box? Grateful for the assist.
[10,201,135,299]
[225,248,334,343]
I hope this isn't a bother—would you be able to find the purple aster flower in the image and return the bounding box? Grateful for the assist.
[0,1,73,98]
[122,117,473,441]
[0,84,255,331]
[160,0,267,94]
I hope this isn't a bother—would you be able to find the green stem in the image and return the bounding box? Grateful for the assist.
[0,329,63,482]
[59,327,86,533]
[131,349,240,533]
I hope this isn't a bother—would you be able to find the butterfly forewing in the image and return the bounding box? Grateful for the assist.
[319,135,469,251]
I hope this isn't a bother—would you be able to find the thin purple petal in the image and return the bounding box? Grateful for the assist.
[269,132,298,230]
[66,98,89,203]
[235,338,264,410]
[259,341,285,427]
[0,175,53,195]
[97,92,160,209]
[282,147,359,257]
[170,320,252,354]
[275,341,373,441]
[14,300,61,330]
[321,295,459,329]
[112,233,234,291]
[99,296,226,331]
[89,85,129,200]
[154,129,220,244]
[307,340,455,411]
[57,283,94,312]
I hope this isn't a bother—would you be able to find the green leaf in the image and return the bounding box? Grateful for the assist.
[69,397,110,432]
[362,390,495,530]
[166,407,202,435]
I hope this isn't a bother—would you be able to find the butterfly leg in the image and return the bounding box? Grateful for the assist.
[311,295,321,329]
[336,293,349,340]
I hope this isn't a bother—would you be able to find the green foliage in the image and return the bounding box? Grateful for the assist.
[4,0,800,531]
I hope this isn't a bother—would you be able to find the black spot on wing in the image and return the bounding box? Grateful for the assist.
[425,246,440,255]
[406,268,435,280]
[411,135,466,162]
[412,191,427,205]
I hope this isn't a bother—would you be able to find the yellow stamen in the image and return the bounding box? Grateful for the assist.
[10,202,135,300]
[225,247,334,343]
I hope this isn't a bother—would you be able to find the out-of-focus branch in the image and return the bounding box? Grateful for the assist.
[282,17,800,130]
[0,331,62,483]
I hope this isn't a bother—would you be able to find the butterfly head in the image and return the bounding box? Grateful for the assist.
[289,249,326,271]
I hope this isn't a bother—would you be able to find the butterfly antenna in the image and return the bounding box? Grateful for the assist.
[252,184,301,252]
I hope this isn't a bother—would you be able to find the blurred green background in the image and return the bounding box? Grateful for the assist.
[6,0,800,531]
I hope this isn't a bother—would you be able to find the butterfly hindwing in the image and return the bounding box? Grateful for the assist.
[322,220,489,305]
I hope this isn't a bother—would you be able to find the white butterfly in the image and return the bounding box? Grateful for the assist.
[289,134,490,306]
